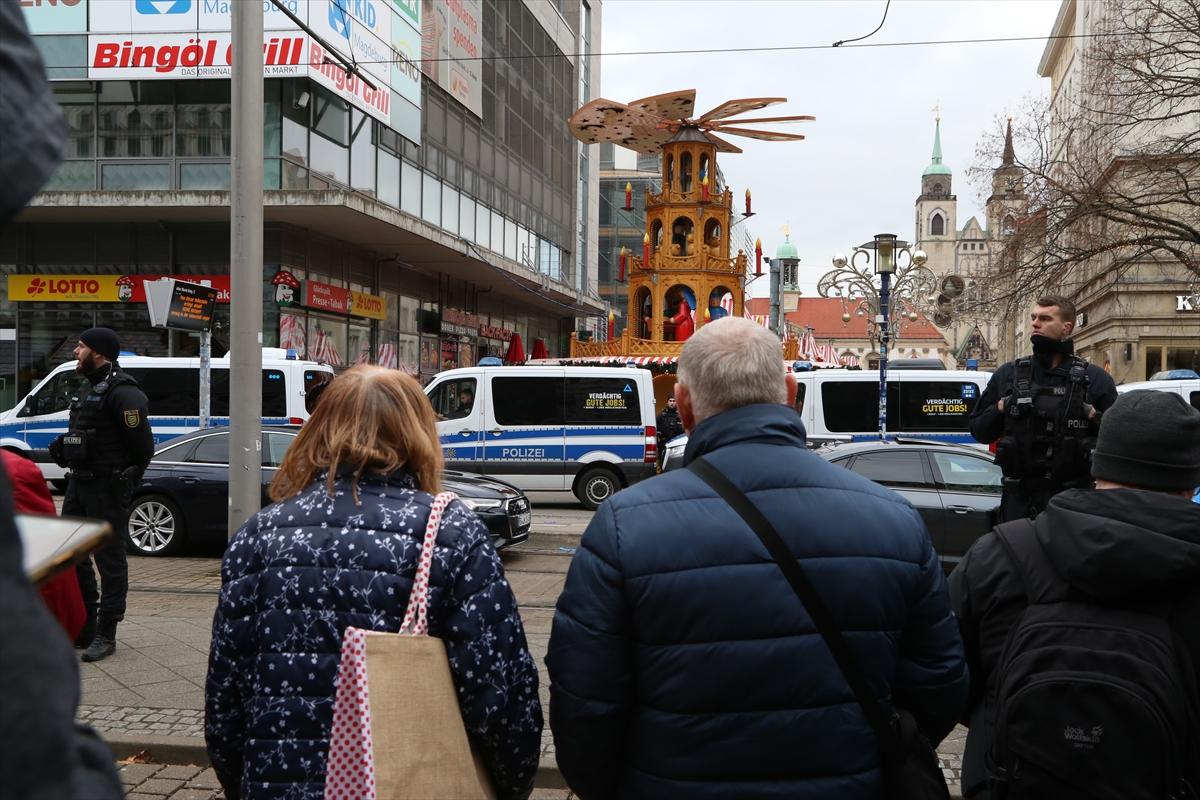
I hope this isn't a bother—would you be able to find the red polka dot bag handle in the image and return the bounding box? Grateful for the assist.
[325,492,473,800]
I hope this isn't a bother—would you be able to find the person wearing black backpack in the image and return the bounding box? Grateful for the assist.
[950,389,1200,800]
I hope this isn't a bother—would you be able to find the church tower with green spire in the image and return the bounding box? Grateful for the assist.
[914,115,958,283]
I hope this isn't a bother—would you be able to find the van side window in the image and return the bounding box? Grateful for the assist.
[795,383,807,416]
[206,369,288,417]
[429,378,478,421]
[896,382,976,432]
[1191,391,1200,412]
[125,368,199,417]
[19,372,89,417]
[564,378,641,425]
[492,377,565,425]
[821,382,897,432]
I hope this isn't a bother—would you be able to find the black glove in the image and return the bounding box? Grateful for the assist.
[47,435,67,468]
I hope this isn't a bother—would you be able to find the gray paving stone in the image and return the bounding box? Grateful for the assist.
[117,763,163,784]
[135,778,185,794]
[185,768,222,790]
[154,764,203,781]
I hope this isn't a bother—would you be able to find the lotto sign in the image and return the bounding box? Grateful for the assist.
[6,274,230,303]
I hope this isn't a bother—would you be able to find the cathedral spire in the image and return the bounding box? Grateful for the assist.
[1001,117,1015,167]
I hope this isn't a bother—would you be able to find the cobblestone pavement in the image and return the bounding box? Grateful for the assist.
[118,761,579,799]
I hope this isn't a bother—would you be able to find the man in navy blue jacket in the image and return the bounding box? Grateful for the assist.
[547,317,968,799]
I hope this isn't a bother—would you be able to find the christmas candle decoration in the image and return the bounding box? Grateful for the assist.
[642,232,650,266]
[755,238,763,276]
[618,246,627,281]
[624,182,633,211]
[701,176,710,202]
[607,309,615,340]
[745,188,752,216]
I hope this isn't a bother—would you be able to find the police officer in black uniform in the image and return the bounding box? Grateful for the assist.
[970,295,1118,522]
[655,396,685,470]
[49,328,153,662]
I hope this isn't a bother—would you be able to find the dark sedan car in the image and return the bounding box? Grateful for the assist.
[819,438,1002,573]
[127,427,531,556]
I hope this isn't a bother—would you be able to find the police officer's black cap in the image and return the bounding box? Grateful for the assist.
[1091,390,1200,492]
[79,327,121,361]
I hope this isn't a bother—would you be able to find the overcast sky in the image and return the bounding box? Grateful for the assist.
[598,0,1062,296]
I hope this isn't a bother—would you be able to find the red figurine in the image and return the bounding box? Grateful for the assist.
[670,299,695,341]
[755,238,763,276]
[624,182,633,211]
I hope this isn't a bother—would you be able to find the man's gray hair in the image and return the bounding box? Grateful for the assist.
[677,317,786,421]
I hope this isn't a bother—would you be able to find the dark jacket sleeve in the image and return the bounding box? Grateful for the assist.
[969,363,1011,446]
[107,384,154,474]
[439,504,543,800]
[0,0,65,225]
[546,501,631,800]
[1086,364,1118,420]
[892,523,970,745]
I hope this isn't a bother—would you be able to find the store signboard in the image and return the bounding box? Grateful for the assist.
[309,0,391,88]
[90,0,198,33]
[20,0,89,34]
[389,0,417,28]
[389,8,422,108]
[47,0,416,139]
[198,0,305,31]
[89,31,307,79]
[302,280,352,314]
[351,290,388,320]
[419,0,481,118]
[7,274,231,303]
[145,278,218,331]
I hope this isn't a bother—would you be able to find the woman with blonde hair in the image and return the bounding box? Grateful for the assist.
[204,366,543,800]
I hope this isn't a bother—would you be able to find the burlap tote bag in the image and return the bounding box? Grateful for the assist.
[325,492,497,800]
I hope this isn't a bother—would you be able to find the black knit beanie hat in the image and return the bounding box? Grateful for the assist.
[1091,389,1200,492]
[79,327,121,361]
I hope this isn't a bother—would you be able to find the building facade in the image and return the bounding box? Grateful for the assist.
[1038,0,1199,384]
[1,0,603,408]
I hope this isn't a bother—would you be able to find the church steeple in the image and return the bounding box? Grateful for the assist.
[1001,117,1015,167]
[923,117,952,178]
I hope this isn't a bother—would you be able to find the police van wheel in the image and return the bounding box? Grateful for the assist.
[576,467,620,510]
[127,495,186,557]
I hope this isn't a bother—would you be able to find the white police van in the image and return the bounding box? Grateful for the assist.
[662,368,994,469]
[1117,375,1200,411]
[425,365,658,508]
[0,348,332,483]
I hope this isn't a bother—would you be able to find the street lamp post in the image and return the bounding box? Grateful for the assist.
[822,236,930,439]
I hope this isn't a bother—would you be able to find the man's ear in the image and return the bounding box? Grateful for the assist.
[785,373,798,409]
[675,382,696,432]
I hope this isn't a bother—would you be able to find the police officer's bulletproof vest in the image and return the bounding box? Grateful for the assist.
[999,356,1094,484]
[67,370,138,473]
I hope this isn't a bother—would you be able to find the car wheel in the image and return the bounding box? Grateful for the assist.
[576,467,620,510]
[127,495,186,557]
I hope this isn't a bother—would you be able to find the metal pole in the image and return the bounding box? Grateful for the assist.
[878,272,891,440]
[199,330,211,429]
[228,0,264,539]
[768,258,782,337]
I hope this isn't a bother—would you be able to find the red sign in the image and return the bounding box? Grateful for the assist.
[302,280,352,314]
[479,324,513,341]
[443,307,480,328]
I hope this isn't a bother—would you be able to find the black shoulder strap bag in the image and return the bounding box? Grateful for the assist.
[688,456,950,800]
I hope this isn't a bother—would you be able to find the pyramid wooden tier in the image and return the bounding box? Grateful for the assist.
[568,90,811,363]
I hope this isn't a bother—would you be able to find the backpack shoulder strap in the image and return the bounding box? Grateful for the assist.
[993,519,1067,605]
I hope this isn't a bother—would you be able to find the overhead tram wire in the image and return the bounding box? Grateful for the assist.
[67,27,1191,71]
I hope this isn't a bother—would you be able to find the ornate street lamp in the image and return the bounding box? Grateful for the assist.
[821,236,931,439]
